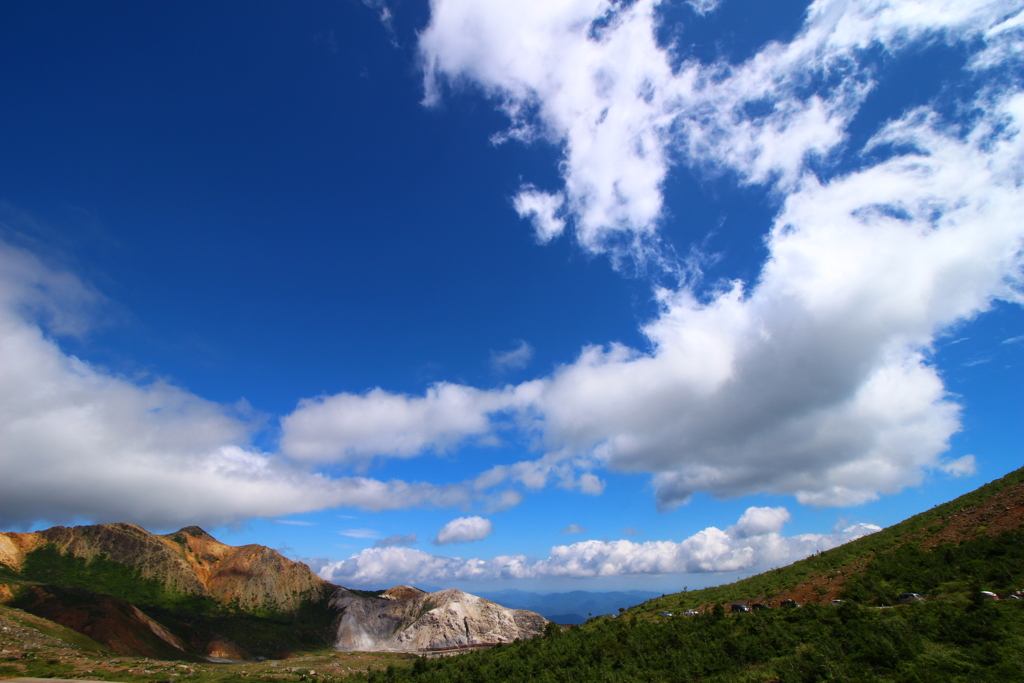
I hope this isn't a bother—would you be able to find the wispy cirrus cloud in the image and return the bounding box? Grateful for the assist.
[375,533,418,548]
[491,340,534,373]
[340,528,380,539]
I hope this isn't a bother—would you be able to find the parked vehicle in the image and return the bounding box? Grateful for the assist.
[660,611,673,617]
[780,599,800,608]
[730,603,750,613]
[897,593,925,604]
[830,599,844,605]
[979,591,999,600]
[684,609,699,616]
[751,603,770,611]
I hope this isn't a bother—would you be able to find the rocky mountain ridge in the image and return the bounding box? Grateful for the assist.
[0,522,329,614]
[0,523,549,657]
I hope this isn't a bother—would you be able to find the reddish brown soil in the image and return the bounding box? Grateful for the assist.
[915,479,1024,549]
[14,585,186,658]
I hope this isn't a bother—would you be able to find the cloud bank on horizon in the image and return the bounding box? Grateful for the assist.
[315,505,880,587]
[0,0,1021,579]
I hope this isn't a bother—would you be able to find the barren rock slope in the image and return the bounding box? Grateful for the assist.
[331,585,548,652]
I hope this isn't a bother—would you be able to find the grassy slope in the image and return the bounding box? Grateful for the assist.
[635,466,1024,616]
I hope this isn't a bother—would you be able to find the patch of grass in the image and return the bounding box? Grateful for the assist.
[0,604,109,652]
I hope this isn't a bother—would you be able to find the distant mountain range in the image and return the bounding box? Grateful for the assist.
[475,589,661,624]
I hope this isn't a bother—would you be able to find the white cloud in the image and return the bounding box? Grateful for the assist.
[727,507,791,539]
[686,0,722,16]
[0,240,475,529]
[513,188,566,243]
[397,1,1024,509]
[319,506,880,586]
[284,1,1024,513]
[280,383,518,464]
[22,1,1012,530]
[940,455,977,478]
[275,520,316,526]
[472,450,607,496]
[491,339,535,372]
[421,0,1022,259]
[435,516,494,545]
[560,524,587,534]
[340,528,380,539]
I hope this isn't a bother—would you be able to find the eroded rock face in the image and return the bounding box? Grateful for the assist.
[330,586,547,652]
[0,523,331,614]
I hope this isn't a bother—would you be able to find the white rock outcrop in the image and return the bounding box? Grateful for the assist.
[330,585,548,652]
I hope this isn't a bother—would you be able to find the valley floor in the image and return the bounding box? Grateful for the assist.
[0,605,414,683]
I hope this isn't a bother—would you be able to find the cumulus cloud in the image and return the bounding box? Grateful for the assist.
[21,1,1016,530]
[435,516,494,545]
[319,505,880,586]
[375,533,418,548]
[0,240,476,529]
[280,383,520,464]
[421,0,1021,258]
[727,507,791,539]
[491,340,535,373]
[296,0,1024,511]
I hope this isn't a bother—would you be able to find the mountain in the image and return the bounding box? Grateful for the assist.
[331,585,548,651]
[0,523,548,659]
[0,523,330,614]
[0,523,336,659]
[475,589,661,624]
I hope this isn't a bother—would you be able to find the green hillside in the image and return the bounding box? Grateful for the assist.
[344,467,1024,682]
[636,466,1024,616]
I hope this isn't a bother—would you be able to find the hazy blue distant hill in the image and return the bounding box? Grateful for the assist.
[476,589,660,624]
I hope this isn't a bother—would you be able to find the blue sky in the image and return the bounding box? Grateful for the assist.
[0,0,1021,593]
